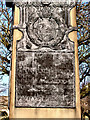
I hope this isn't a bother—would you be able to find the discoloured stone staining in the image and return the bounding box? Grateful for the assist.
[16,52,75,107]
[15,2,75,107]
[16,2,74,51]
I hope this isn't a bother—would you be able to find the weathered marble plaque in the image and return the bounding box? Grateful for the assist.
[15,1,76,107]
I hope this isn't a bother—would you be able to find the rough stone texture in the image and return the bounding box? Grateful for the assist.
[15,2,76,107]
[16,51,75,107]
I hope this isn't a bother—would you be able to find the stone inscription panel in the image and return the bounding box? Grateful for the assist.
[15,1,76,108]
[16,51,75,107]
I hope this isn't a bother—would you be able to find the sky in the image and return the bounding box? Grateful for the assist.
[82,0,89,1]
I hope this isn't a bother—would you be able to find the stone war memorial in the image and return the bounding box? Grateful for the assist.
[6,0,81,118]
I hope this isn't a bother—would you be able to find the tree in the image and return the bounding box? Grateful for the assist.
[77,1,90,87]
[76,0,90,119]
[0,0,12,95]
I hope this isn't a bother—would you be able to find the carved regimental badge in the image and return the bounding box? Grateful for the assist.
[14,1,76,107]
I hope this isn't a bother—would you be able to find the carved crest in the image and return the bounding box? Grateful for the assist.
[13,2,76,51]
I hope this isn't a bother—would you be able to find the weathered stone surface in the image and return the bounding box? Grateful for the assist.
[15,2,76,107]
[16,51,75,107]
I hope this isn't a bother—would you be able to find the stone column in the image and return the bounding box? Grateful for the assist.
[9,1,81,119]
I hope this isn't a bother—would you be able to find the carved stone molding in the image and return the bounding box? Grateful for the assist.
[13,2,76,51]
[15,1,76,108]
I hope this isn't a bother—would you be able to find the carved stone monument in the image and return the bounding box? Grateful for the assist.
[15,1,76,108]
[7,0,81,118]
